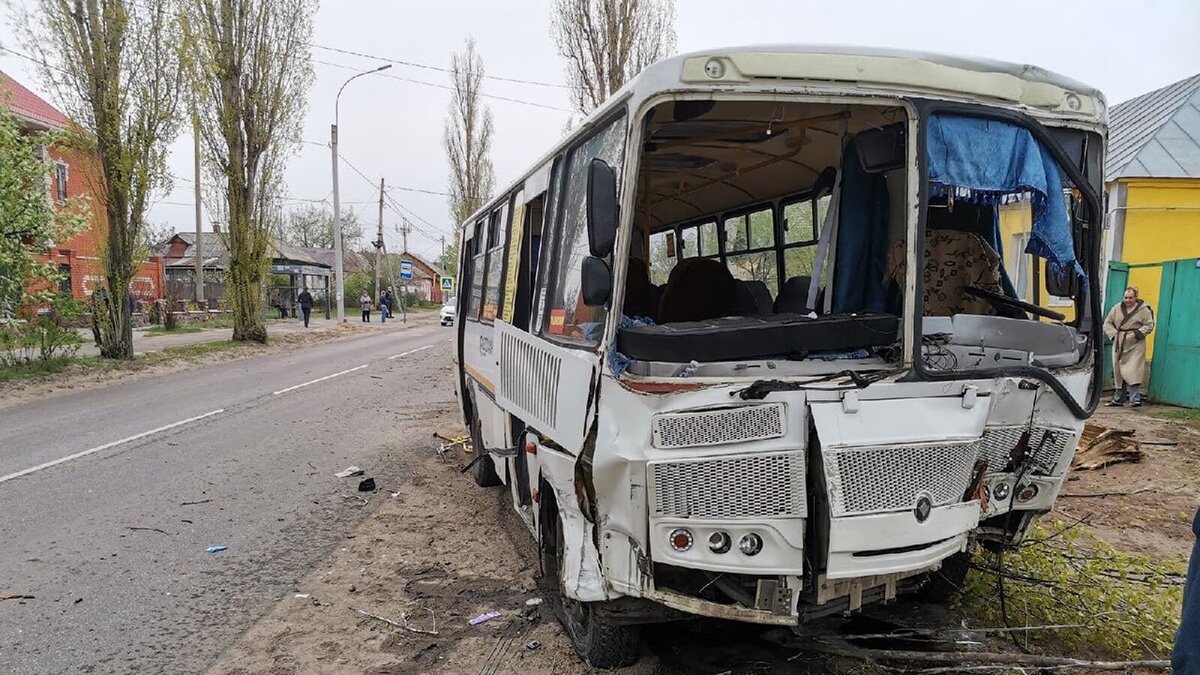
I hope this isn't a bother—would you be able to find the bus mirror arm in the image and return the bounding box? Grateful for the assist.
[581,256,612,307]
[586,158,619,257]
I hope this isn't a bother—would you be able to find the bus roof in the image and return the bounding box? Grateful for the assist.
[459,44,1106,231]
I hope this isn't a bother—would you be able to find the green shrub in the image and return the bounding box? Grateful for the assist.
[0,295,83,366]
[956,520,1184,658]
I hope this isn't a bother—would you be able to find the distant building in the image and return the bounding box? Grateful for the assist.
[399,252,449,304]
[1103,73,1200,361]
[1,70,164,303]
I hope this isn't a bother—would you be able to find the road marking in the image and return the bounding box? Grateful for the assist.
[0,409,226,485]
[386,344,435,360]
[272,364,369,396]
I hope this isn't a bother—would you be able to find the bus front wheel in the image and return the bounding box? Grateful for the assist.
[467,401,502,488]
[540,489,641,669]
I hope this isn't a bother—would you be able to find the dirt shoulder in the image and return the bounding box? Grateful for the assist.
[0,314,438,411]
[1055,403,1200,561]
[205,408,645,675]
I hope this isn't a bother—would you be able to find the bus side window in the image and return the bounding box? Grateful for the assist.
[467,218,487,320]
[543,113,628,345]
[481,203,509,322]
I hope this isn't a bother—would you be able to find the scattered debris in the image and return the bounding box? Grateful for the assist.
[469,611,502,626]
[341,494,368,506]
[180,519,193,524]
[793,639,1171,672]
[0,595,34,602]
[524,597,543,607]
[180,498,212,506]
[1072,424,1143,471]
[525,640,540,650]
[73,598,82,604]
[1062,486,1155,499]
[206,545,228,554]
[125,526,171,535]
[335,466,364,478]
[294,593,310,599]
[348,585,356,593]
[357,478,376,492]
[434,433,471,461]
[351,607,439,635]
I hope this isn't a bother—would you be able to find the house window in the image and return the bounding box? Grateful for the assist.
[58,264,71,294]
[54,162,68,204]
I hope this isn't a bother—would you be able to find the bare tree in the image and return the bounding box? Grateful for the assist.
[443,37,495,228]
[182,0,315,343]
[551,0,677,115]
[278,203,363,250]
[24,0,183,358]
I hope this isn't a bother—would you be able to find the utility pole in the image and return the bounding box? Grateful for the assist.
[193,118,203,306]
[375,178,384,302]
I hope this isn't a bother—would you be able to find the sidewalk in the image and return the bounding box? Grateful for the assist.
[76,312,437,357]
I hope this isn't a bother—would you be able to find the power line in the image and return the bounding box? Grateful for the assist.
[312,43,569,90]
[336,151,447,244]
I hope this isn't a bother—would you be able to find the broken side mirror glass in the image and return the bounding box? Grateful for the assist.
[581,256,611,306]
[586,158,618,257]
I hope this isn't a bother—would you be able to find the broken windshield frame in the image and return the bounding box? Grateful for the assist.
[907,100,1105,420]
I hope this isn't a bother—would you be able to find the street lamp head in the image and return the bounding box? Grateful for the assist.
[373,64,392,73]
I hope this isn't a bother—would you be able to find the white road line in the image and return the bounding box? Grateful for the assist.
[0,409,226,485]
[271,364,369,396]
[386,344,435,360]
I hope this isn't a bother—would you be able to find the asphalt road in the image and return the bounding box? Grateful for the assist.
[0,323,459,674]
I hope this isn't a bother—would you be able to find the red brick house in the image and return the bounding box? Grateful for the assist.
[400,252,449,304]
[1,70,164,304]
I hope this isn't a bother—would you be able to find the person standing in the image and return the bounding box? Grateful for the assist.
[297,287,314,328]
[1103,287,1155,407]
[380,288,393,323]
[360,291,371,322]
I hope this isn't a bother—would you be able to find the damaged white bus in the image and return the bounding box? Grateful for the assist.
[453,45,1106,668]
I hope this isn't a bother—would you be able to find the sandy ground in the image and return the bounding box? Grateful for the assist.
[1056,402,1200,561]
[0,314,438,411]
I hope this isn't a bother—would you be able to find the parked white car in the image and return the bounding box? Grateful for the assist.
[439,297,456,326]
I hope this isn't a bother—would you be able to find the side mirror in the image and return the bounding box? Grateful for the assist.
[581,256,611,306]
[586,158,618,257]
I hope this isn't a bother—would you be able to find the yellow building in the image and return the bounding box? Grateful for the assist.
[1103,73,1200,359]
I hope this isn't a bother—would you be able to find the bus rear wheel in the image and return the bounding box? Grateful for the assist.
[540,490,641,669]
[467,402,502,488]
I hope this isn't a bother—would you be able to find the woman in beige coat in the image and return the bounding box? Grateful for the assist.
[1103,287,1155,407]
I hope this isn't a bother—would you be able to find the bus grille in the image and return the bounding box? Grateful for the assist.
[498,330,561,429]
[651,403,786,449]
[650,452,806,520]
[825,426,1076,517]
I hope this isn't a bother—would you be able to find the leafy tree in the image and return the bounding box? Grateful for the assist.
[182,0,315,343]
[551,0,676,115]
[24,0,184,359]
[0,107,87,320]
[443,37,495,228]
[278,203,363,250]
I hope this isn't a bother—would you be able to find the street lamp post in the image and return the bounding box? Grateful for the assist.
[331,64,391,322]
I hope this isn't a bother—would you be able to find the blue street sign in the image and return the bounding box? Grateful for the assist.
[399,260,414,280]
[441,277,453,291]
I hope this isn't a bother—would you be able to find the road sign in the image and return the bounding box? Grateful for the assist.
[399,260,414,280]
[441,277,454,291]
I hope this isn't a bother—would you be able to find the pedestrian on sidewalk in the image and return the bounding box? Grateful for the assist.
[1103,287,1154,407]
[297,287,314,328]
[1174,507,1200,673]
[360,291,371,322]
[380,289,393,323]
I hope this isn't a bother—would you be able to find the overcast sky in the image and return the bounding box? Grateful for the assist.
[2,0,1199,260]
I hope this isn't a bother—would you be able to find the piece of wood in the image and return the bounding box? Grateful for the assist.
[1060,486,1154,498]
[1072,423,1143,471]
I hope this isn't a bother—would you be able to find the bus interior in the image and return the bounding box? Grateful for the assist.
[614,98,1090,379]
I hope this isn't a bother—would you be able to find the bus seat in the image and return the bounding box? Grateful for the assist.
[735,279,774,314]
[658,257,739,324]
[887,228,1007,317]
[623,257,657,321]
[774,276,824,314]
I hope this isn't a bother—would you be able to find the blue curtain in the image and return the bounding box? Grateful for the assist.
[832,138,891,313]
[926,115,1082,278]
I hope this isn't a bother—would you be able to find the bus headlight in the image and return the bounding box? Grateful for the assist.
[707,531,731,554]
[738,533,763,556]
[992,482,1011,501]
[669,528,693,552]
[1016,484,1040,503]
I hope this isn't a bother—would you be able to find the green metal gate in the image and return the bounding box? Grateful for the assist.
[1149,258,1200,408]
[1102,261,1129,387]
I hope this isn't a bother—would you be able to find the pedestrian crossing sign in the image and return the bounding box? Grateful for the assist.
[441,277,454,291]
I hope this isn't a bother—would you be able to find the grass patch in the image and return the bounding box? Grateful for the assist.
[0,356,78,383]
[0,338,259,385]
[956,520,1184,658]
[1156,408,1200,422]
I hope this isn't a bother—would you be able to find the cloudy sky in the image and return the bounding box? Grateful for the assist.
[2,0,1198,260]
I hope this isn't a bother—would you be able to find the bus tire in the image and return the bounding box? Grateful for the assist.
[540,488,641,669]
[918,551,971,603]
[468,402,502,488]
